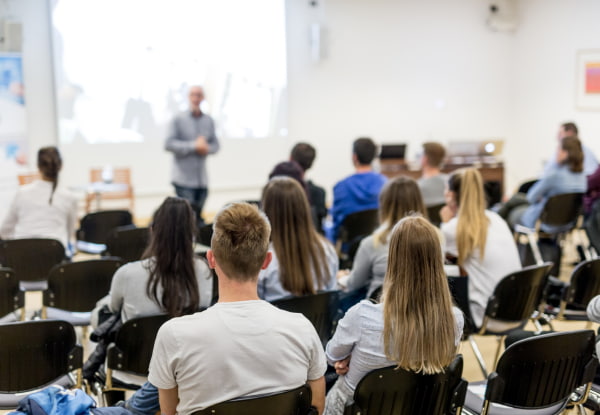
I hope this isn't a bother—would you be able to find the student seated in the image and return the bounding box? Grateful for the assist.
[327,137,387,244]
[337,176,428,299]
[0,146,77,253]
[259,176,338,301]
[417,141,448,207]
[148,203,326,415]
[441,168,521,328]
[324,216,464,414]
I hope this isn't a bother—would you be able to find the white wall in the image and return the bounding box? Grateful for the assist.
[3,0,600,218]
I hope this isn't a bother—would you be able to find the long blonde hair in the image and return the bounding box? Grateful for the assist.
[447,168,489,265]
[374,177,427,245]
[262,177,329,295]
[382,216,457,374]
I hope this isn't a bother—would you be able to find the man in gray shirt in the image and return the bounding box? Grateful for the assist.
[165,86,220,222]
[417,142,448,207]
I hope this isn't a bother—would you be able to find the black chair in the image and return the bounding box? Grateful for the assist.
[197,222,213,247]
[76,210,134,254]
[98,314,170,404]
[343,355,467,415]
[193,384,316,415]
[337,208,379,269]
[0,268,25,323]
[104,226,149,263]
[467,263,553,378]
[543,258,600,325]
[426,203,445,227]
[463,330,597,415]
[0,238,66,291]
[515,192,584,275]
[447,276,477,338]
[42,258,124,327]
[271,291,340,347]
[0,320,83,408]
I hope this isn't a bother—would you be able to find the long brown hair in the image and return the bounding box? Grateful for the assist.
[382,216,457,374]
[143,197,200,317]
[262,176,329,296]
[447,168,489,265]
[37,146,62,204]
[561,136,583,173]
[375,176,427,245]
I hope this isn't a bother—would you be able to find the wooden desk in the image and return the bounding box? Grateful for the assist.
[380,159,505,204]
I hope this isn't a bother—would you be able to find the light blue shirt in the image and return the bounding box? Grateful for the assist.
[521,165,587,231]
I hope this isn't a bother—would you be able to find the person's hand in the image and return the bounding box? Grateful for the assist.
[336,269,350,280]
[440,205,456,223]
[334,357,351,375]
[195,136,209,155]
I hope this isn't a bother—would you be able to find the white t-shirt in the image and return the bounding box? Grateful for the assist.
[148,300,327,415]
[441,210,522,327]
[0,180,78,250]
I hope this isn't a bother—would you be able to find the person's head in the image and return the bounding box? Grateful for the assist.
[210,202,271,282]
[269,161,305,185]
[144,197,199,317]
[188,85,205,111]
[352,137,377,166]
[558,122,578,140]
[382,216,457,374]
[37,146,62,204]
[262,176,328,295]
[557,135,583,173]
[290,142,317,172]
[375,176,427,244]
[446,168,489,265]
[421,142,446,169]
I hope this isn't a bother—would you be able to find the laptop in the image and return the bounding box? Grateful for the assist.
[379,144,407,160]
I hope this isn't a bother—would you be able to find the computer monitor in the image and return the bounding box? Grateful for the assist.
[379,144,407,160]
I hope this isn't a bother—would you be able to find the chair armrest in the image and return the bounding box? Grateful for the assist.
[514,224,535,235]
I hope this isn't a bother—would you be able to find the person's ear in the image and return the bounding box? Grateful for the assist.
[261,251,273,270]
[206,250,217,269]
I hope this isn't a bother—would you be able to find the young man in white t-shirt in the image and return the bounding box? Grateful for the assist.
[148,202,327,415]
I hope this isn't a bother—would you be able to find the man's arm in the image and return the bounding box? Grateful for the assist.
[165,119,196,156]
[307,376,325,415]
[158,387,179,415]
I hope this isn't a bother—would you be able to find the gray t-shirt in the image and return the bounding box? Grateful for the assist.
[417,174,448,206]
[108,257,213,322]
[344,233,389,298]
[149,300,327,415]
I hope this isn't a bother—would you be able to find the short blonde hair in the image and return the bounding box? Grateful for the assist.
[211,203,271,281]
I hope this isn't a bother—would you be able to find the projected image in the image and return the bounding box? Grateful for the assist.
[51,0,287,144]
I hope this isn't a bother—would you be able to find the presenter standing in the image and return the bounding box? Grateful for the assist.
[165,86,220,223]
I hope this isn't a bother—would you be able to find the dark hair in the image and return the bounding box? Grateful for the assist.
[562,122,578,136]
[422,142,446,168]
[561,136,584,173]
[268,161,310,202]
[143,197,200,317]
[290,142,316,171]
[37,147,62,204]
[353,137,377,165]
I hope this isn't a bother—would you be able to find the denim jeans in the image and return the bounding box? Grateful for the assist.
[173,185,208,223]
[120,382,159,415]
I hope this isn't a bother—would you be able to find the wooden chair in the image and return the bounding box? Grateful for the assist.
[344,355,467,415]
[76,210,134,254]
[85,167,134,213]
[17,173,40,185]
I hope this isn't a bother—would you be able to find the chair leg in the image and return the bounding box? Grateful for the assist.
[493,336,506,370]
[468,336,488,378]
[526,233,544,265]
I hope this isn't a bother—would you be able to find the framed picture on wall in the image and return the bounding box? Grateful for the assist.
[576,49,600,110]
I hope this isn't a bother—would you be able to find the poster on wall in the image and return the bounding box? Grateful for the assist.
[0,52,27,221]
[576,49,600,111]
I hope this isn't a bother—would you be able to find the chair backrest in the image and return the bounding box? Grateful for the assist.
[77,210,134,244]
[539,192,583,228]
[197,223,213,247]
[192,384,314,415]
[43,258,123,312]
[105,226,149,263]
[564,258,600,310]
[426,203,445,227]
[447,276,476,337]
[485,330,596,410]
[106,314,169,376]
[347,355,467,415]
[0,320,83,393]
[0,268,24,317]
[338,209,379,244]
[271,291,339,346]
[0,238,66,282]
[484,262,553,323]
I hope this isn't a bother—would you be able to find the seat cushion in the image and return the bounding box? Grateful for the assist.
[465,381,566,415]
[45,308,91,326]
